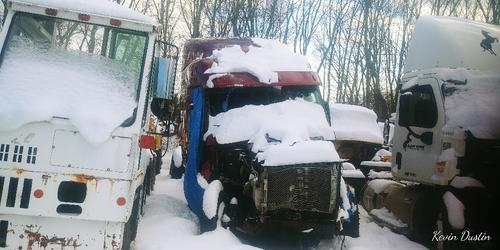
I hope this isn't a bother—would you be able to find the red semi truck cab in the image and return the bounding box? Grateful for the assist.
[174,38,359,239]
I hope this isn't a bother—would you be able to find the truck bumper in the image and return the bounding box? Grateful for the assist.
[0,214,124,250]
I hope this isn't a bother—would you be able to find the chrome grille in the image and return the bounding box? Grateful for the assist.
[265,162,340,214]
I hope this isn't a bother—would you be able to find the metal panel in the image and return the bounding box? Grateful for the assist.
[50,130,132,173]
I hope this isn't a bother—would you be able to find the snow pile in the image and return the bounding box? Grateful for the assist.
[360,161,391,168]
[204,100,338,165]
[17,0,155,24]
[203,180,223,219]
[205,38,312,83]
[330,104,384,144]
[450,176,485,189]
[256,140,339,166]
[370,208,407,228]
[134,154,257,250]
[442,191,465,229]
[0,38,137,143]
[371,149,392,162]
[342,169,366,178]
[342,162,356,170]
[368,170,393,179]
[173,146,183,168]
[339,209,426,250]
[439,69,500,139]
[368,179,401,194]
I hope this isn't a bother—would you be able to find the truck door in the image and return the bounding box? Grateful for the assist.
[392,77,444,185]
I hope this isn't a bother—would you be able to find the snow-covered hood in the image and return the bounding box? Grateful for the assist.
[203,99,339,166]
[330,104,384,145]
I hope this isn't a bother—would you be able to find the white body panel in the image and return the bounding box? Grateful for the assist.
[5,214,123,249]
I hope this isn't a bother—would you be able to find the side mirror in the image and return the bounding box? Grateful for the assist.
[150,42,179,121]
[153,57,176,100]
[420,131,433,145]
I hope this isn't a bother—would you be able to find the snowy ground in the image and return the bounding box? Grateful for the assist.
[133,152,428,250]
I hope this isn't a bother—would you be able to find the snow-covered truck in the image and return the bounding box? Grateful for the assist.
[329,104,389,174]
[0,0,178,249]
[172,38,359,240]
[362,16,500,249]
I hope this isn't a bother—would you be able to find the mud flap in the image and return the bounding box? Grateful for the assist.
[183,87,205,218]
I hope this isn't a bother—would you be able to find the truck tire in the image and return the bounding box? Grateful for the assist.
[169,154,185,179]
[122,191,141,250]
[200,191,226,233]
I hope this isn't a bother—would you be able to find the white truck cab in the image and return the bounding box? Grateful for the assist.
[392,16,500,186]
[0,0,176,249]
[362,16,500,247]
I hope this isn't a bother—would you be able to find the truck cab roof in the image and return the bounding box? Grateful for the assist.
[8,0,156,32]
[182,38,321,88]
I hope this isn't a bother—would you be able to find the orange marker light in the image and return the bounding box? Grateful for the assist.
[139,135,156,149]
[34,189,44,198]
[117,197,126,206]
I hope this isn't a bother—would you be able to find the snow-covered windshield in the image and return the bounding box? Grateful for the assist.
[207,86,323,116]
[0,13,147,143]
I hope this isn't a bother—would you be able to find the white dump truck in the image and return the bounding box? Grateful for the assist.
[0,0,177,249]
[362,16,500,250]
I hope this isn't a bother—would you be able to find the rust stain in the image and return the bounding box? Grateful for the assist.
[14,168,26,176]
[72,173,97,184]
[24,225,81,249]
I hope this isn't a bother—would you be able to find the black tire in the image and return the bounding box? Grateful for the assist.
[169,155,185,179]
[200,191,225,233]
[153,150,162,175]
[341,208,360,238]
[122,191,141,250]
[140,184,147,216]
[144,167,152,196]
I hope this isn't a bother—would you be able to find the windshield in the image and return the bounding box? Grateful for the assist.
[0,12,148,143]
[207,86,324,116]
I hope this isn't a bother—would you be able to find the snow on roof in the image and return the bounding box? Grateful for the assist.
[0,36,137,143]
[330,104,384,144]
[405,16,500,72]
[204,38,313,83]
[14,0,155,25]
[438,68,500,139]
[204,99,338,165]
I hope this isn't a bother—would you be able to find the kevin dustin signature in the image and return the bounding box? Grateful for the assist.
[432,230,492,242]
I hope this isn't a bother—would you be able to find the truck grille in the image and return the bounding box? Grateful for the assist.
[265,162,340,214]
